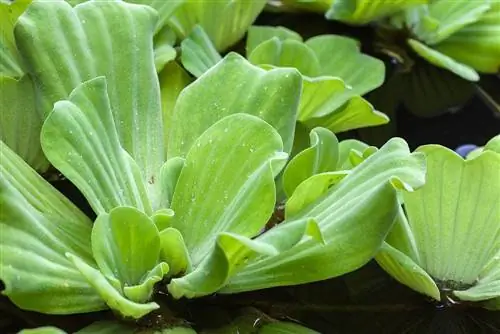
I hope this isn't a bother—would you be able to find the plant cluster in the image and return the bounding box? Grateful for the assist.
[0,0,499,333]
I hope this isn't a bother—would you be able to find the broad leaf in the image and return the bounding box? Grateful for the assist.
[181,25,222,77]
[0,142,104,314]
[167,0,266,51]
[159,157,185,208]
[91,207,162,287]
[18,327,66,334]
[0,75,48,171]
[67,253,159,319]
[326,0,428,25]
[246,25,303,56]
[127,0,185,34]
[282,127,339,197]
[15,0,164,202]
[170,113,287,265]
[167,53,301,157]
[222,138,426,293]
[408,39,480,81]
[297,76,348,120]
[41,78,152,215]
[159,227,191,276]
[0,0,29,77]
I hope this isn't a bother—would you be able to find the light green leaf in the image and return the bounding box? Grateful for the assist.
[337,138,369,169]
[160,157,185,208]
[67,253,159,319]
[433,2,500,73]
[223,138,426,293]
[485,134,500,153]
[326,0,428,25]
[152,208,175,231]
[0,75,48,171]
[92,207,161,287]
[18,327,66,334]
[402,145,500,288]
[170,113,287,265]
[123,262,169,303]
[167,53,301,157]
[0,0,29,77]
[41,77,152,215]
[248,38,321,77]
[159,227,192,276]
[15,0,164,202]
[167,0,266,51]
[127,0,185,34]
[260,321,320,334]
[282,127,339,197]
[0,141,104,314]
[76,321,135,334]
[159,60,193,153]
[297,76,348,120]
[246,25,303,56]
[280,0,333,13]
[181,24,222,77]
[408,39,480,81]
[154,26,177,72]
[375,242,440,300]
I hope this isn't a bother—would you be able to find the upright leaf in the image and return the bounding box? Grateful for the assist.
[246,25,303,56]
[181,25,222,77]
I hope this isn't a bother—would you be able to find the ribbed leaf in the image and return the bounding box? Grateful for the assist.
[167,53,301,157]
[41,78,152,215]
[170,114,287,266]
[15,0,164,204]
[246,25,303,56]
[223,138,426,293]
[0,142,104,314]
[0,0,28,77]
[127,0,185,33]
[181,24,222,77]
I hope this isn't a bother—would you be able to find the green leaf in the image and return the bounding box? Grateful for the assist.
[76,321,135,334]
[170,113,287,265]
[248,38,321,77]
[223,138,426,293]
[92,207,161,287]
[18,327,66,334]
[167,0,266,51]
[15,0,164,200]
[181,24,222,77]
[159,227,192,276]
[326,0,428,25]
[127,0,185,34]
[152,208,176,231]
[0,142,105,314]
[375,243,440,300]
[246,25,303,56]
[159,61,193,153]
[123,262,169,303]
[160,157,185,208]
[0,75,48,171]
[485,134,500,153]
[154,26,177,73]
[337,138,370,169]
[433,2,500,73]
[407,39,480,81]
[167,53,301,157]
[260,321,320,334]
[401,145,500,290]
[282,127,339,197]
[41,77,152,215]
[297,76,348,120]
[0,0,29,77]
[67,253,159,319]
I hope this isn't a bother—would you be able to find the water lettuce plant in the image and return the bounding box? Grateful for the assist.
[0,0,429,332]
[376,134,500,310]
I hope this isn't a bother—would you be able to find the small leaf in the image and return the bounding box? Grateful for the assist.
[170,113,287,265]
[246,25,303,56]
[0,0,29,77]
[408,39,480,81]
[123,262,169,303]
[159,227,192,276]
[160,157,185,208]
[167,53,301,157]
[282,127,339,197]
[181,24,222,77]
[485,134,500,153]
[127,0,185,34]
[91,207,161,287]
[152,208,175,231]
[0,142,105,314]
[154,26,177,72]
[337,138,370,169]
[67,253,159,319]
[41,77,152,215]
[18,327,66,334]
[297,76,348,120]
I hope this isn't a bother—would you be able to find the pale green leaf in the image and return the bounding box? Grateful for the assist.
[297,76,348,120]
[282,127,339,197]
[337,138,369,169]
[402,145,500,287]
[160,157,185,208]
[170,113,287,265]
[154,26,177,73]
[159,227,192,276]
[408,39,480,81]
[152,208,175,231]
[127,0,185,34]
[0,75,48,171]
[40,78,152,215]
[375,243,440,300]
[484,134,500,153]
[167,0,266,51]
[223,138,426,293]
[15,0,164,202]
[326,0,428,25]
[67,253,159,319]
[91,207,161,287]
[18,327,66,334]
[167,53,301,157]
[0,141,104,314]
[246,25,303,56]
[159,61,193,153]
[123,262,169,303]
[0,0,29,77]
[248,37,321,77]
[181,24,222,77]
